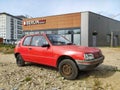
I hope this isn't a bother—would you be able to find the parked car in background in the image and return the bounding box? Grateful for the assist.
[0,38,3,44]
[14,34,104,80]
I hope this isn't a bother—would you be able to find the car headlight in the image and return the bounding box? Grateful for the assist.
[84,53,94,60]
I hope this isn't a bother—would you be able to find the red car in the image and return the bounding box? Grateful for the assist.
[14,34,104,80]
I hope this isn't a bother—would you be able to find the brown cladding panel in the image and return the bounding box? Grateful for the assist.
[23,13,81,31]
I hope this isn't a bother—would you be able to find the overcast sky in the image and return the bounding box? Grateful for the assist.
[0,0,120,20]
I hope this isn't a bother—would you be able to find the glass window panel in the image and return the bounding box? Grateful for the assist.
[23,36,32,46]
[74,34,80,45]
[31,36,48,46]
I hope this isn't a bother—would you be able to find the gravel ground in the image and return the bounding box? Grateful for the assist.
[0,47,120,90]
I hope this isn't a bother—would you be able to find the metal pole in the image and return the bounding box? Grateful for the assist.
[111,32,113,47]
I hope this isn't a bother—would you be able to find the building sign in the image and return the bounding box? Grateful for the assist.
[24,19,46,26]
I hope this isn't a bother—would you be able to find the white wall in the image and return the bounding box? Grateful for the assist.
[81,12,89,46]
[6,15,11,40]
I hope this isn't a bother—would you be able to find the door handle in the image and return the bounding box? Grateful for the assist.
[28,48,32,50]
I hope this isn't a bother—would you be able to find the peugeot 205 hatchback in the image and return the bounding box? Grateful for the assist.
[14,34,104,80]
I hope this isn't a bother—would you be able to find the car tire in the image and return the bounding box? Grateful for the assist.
[58,59,78,80]
[16,54,25,67]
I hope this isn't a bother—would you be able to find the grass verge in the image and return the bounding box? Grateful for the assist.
[0,44,15,54]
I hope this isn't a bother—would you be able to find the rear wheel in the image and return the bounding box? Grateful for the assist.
[58,59,78,80]
[16,54,25,66]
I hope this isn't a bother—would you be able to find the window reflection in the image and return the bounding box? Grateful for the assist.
[24,28,81,45]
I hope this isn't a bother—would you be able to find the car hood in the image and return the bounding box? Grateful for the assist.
[53,45,100,53]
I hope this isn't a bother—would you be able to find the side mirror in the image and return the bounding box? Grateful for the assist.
[42,44,50,47]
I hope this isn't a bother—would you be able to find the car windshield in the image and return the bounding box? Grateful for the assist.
[46,34,73,45]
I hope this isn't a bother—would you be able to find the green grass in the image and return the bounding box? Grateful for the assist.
[0,43,15,48]
[112,67,120,72]
[0,43,15,54]
[24,77,32,82]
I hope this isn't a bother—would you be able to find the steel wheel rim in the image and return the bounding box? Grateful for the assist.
[62,64,72,76]
[17,56,22,64]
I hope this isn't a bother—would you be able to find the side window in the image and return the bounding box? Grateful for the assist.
[23,36,32,46]
[40,36,49,46]
[31,36,48,46]
[31,36,41,46]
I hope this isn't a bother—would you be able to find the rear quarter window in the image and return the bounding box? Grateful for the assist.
[23,36,32,46]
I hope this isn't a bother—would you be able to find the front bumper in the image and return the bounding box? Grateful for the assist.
[75,56,104,70]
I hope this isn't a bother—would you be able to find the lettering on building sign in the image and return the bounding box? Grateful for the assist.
[24,19,46,26]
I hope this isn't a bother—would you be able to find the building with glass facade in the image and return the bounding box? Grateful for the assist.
[0,12,24,44]
[23,11,120,47]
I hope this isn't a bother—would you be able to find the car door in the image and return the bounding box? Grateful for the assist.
[20,36,32,61]
[28,35,54,66]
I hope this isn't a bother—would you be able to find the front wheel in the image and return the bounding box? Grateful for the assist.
[16,54,25,67]
[58,59,79,80]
